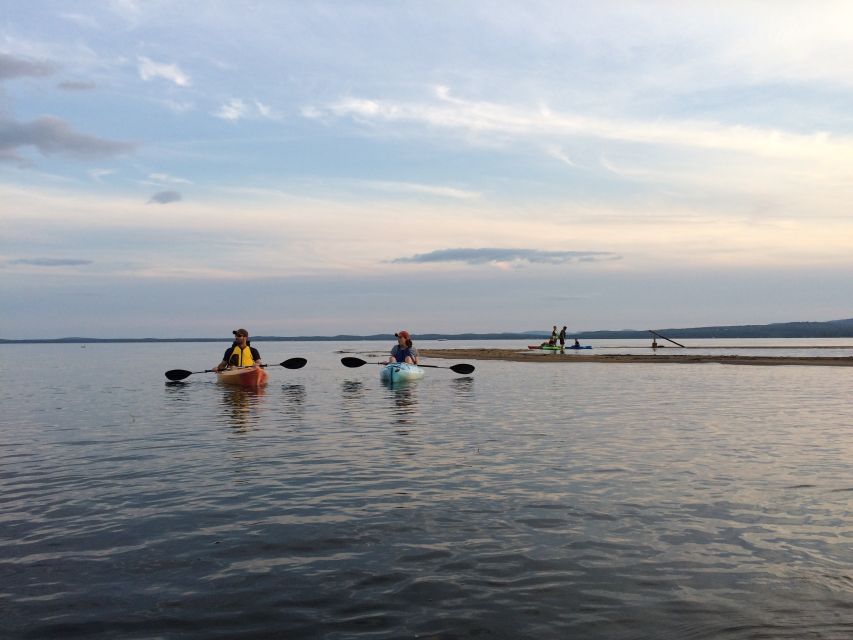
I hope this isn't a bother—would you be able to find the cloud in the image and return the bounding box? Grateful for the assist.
[361,181,480,199]
[155,99,195,113]
[215,98,248,121]
[391,248,619,266]
[60,12,101,29]
[58,81,96,91]
[215,98,280,121]
[0,52,57,80]
[314,88,853,165]
[149,172,191,185]
[255,101,279,119]
[89,168,116,181]
[138,56,190,86]
[147,190,182,204]
[0,115,135,161]
[10,258,92,267]
[544,144,575,167]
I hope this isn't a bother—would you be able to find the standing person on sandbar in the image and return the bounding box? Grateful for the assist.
[558,326,567,349]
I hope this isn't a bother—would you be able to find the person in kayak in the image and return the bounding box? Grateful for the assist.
[387,330,419,364]
[558,326,567,348]
[573,338,581,348]
[215,328,263,371]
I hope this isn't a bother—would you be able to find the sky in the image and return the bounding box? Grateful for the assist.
[2,1,853,338]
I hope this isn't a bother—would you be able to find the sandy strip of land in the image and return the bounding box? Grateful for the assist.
[420,348,853,367]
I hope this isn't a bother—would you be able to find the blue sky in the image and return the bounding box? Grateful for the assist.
[2,1,853,338]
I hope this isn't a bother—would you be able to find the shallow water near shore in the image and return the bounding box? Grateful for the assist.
[2,340,851,639]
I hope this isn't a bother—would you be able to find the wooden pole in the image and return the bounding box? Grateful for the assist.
[649,330,686,348]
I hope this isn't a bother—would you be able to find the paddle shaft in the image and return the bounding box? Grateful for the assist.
[165,357,306,381]
[340,356,474,374]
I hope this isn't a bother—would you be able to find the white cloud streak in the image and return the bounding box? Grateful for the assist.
[149,172,191,185]
[138,56,190,86]
[360,181,480,200]
[318,88,853,166]
[215,98,248,121]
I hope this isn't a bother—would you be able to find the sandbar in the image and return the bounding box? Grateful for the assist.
[420,348,853,367]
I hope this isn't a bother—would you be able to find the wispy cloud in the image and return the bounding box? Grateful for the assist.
[0,52,57,80]
[10,258,92,267]
[58,80,96,91]
[544,144,575,167]
[138,56,190,86]
[89,168,116,182]
[255,101,280,120]
[391,248,619,267]
[215,98,248,121]
[155,99,195,113]
[0,115,135,162]
[149,172,191,185]
[60,12,101,29]
[147,190,182,204]
[215,99,278,121]
[314,87,853,165]
[361,181,480,200]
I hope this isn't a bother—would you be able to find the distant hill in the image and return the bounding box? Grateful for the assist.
[2,318,853,343]
[573,318,853,339]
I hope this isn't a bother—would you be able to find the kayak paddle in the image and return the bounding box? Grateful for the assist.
[165,357,308,381]
[340,356,474,375]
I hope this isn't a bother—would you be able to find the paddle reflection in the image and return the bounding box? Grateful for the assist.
[278,383,306,426]
[219,385,266,433]
[163,380,191,399]
[341,379,365,400]
[452,376,475,398]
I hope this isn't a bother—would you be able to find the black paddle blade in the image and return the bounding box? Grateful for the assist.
[280,357,308,369]
[450,363,475,375]
[165,369,193,381]
[341,357,367,368]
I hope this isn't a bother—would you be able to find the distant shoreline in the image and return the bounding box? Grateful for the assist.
[421,348,853,367]
[3,317,853,343]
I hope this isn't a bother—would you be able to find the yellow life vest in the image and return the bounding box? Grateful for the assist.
[229,345,255,367]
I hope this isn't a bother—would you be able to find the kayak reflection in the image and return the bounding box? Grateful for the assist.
[384,380,419,432]
[219,385,265,433]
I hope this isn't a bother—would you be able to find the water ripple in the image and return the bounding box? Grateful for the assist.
[1,344,851,638]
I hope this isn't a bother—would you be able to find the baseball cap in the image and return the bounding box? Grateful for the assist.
[232,328,249,337]
[395,330,410,339]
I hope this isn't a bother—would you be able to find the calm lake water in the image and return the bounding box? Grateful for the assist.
[2,340,851,639]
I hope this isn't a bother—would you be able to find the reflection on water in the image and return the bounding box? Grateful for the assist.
[219,385,265,433]
[384,380,419,432]
[275,383,306,431]
[163,380,191,399]
[451,376,474,397]
[4,342,853,640]
[340,379,364,399]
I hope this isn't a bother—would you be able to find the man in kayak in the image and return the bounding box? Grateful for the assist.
[387,330,419,364]
[215,328,263,371]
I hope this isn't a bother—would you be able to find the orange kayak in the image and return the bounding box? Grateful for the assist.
[216,366,268,387]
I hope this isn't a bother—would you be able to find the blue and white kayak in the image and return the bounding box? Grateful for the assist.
[380,362,425,384]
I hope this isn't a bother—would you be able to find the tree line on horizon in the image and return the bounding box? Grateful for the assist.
[3,318,853,343]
